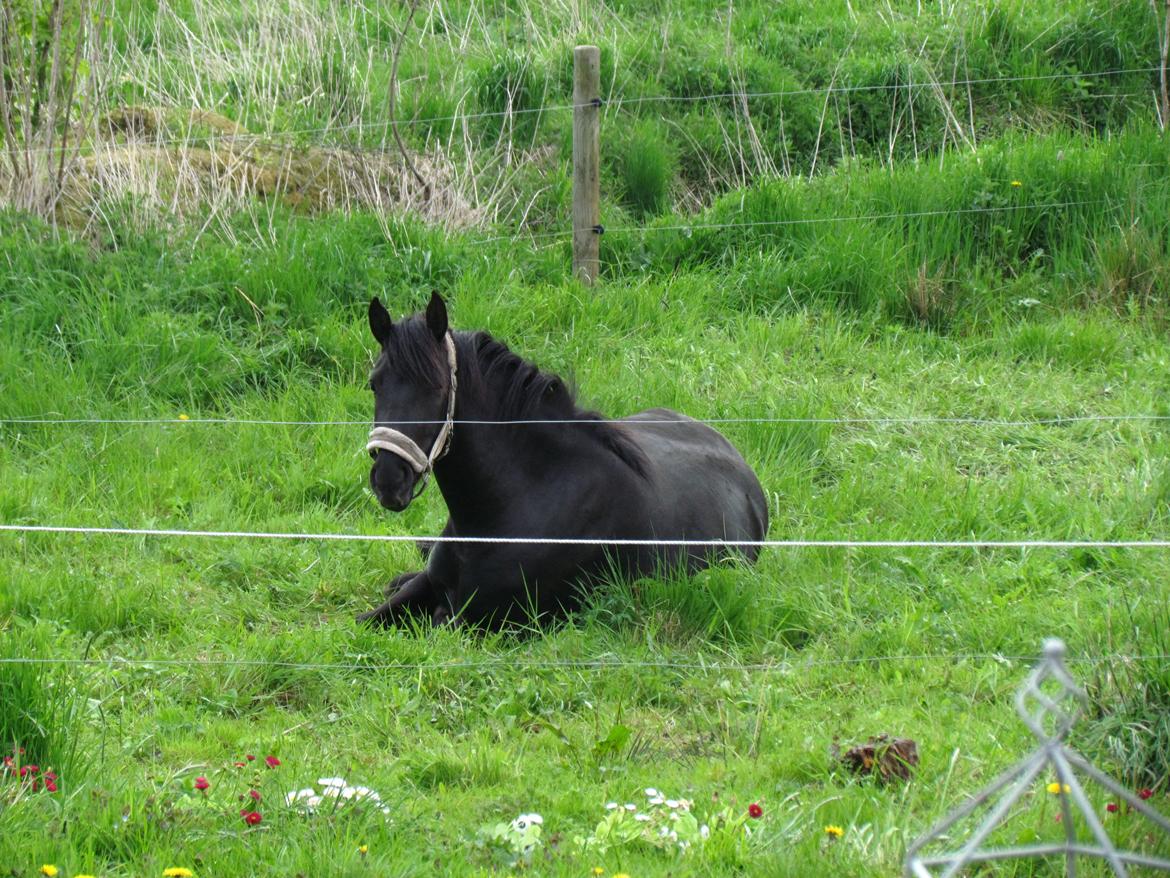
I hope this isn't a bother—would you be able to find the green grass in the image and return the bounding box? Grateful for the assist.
[3,123,1170,872]
[3,0,1170,874]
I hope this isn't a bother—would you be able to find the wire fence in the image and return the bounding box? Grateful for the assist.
[478,198,1137,244]
[4,46,1168,689]
[2,524,1168,549]
[0,651,1165,673]
[11,65,1162,157]
[2,414,1168,428]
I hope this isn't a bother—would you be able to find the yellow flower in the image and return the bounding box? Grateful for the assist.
[358,844,368,855]
[178,414,190,421]
[40,868,59,877]
[1046,782,1070,795]
[163,870,194,878]
[593,870,605,877]
[824,824,844,839]
[1010,180,1022,187]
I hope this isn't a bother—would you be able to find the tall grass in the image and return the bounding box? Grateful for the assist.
[0,621,86,775]
[612,119,677,219]
[1082,605,1170,790]
[2,0,1164,234]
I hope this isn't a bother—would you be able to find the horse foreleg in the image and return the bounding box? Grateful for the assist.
[382,570,419,597]
[356,572,435,627]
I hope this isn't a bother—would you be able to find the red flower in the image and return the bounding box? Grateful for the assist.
[1139,788,1154,800]
[246,754,256,762]
[1106,802,1119,813]
[242,810,262,826]
[748,803,763,819]
[45,778,58,793]
[2,756,12,769]
[264,756,280,768]
[194,776,210,792]
[249,789,261,801]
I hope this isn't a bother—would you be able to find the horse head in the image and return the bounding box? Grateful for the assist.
[366,291,455,511]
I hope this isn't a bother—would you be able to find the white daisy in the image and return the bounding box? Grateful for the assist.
[285,788,317,805]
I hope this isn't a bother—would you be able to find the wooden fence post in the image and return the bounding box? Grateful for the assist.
[1161,0,1169,131]
[572,45,601,285]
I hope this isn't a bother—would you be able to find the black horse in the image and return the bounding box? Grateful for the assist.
[359,292,768,629]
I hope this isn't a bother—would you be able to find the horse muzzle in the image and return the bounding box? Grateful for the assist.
[370,452,419,511]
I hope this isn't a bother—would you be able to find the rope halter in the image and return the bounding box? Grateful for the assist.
[365,332,458,499]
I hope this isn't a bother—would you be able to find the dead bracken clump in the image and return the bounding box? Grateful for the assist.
[834,734,920,783]
[4,105,480,231]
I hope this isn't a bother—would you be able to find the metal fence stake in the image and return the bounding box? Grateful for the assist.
[905,638,1170,877]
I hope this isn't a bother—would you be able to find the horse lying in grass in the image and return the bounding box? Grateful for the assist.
[358,292,768,629]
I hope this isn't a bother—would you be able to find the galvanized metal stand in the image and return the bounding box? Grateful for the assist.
[906,639,1170,877]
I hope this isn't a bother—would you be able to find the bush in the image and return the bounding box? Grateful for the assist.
[1,0,105,218]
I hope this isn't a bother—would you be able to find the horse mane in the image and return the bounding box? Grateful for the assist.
[460,330,648,478]
[379,316,448,389]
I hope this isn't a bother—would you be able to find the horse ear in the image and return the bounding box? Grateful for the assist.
[426,291,448,342]
[369,297,393,345]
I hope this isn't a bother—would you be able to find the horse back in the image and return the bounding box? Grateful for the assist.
[619,407,768,556]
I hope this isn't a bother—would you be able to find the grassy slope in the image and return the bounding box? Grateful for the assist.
[3,0,1170,875]
[97,0,1159,221]
[3,125,1170,875]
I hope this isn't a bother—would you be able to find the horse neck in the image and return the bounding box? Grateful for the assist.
[431,348,563,529]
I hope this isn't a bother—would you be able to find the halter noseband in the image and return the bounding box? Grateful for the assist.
[365,332,458,499]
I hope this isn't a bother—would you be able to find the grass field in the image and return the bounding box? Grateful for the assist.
[3,0,1170,876]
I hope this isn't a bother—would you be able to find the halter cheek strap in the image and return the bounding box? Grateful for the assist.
[365,332,458,498]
